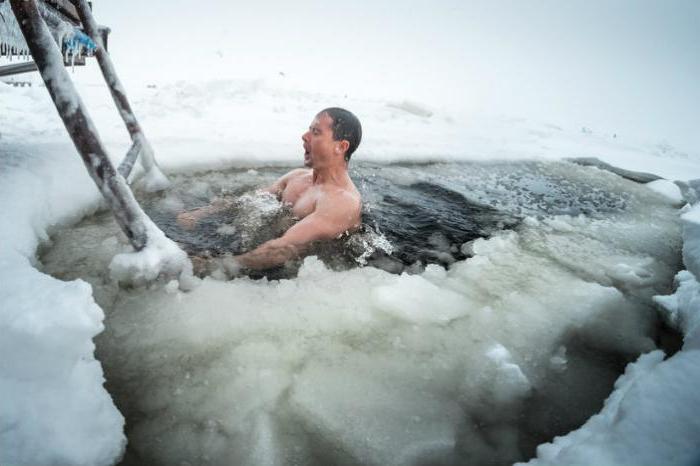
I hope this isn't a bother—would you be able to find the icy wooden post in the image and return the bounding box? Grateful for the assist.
[71,0,167,186]
[9,0,148,250]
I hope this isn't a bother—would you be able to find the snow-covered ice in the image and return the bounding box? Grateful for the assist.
[646,179,684,206]
[42,198,680,464]
[1,41,700,466]
[520,192,700,466]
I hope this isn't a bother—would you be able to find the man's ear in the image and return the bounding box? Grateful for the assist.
[337,140,350,156]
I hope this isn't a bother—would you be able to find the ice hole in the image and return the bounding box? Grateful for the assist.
[39,160,684,466]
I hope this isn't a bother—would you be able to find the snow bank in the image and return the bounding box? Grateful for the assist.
[521,202,700,466]
[0,144,126,465]
[656,203,700,350]
[0,267,125,466]
[519,350,700,466]
[0,83,187,466]
[645,179,684,205]
[655,271,700,350]
[4,74,699,179]
[133,78,700,181]
[680,204,700,281]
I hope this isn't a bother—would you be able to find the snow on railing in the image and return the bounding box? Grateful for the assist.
[2,0,97,67]
[0,1,30,57]
[7,0,188,286]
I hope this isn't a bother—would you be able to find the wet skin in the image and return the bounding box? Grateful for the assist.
[177,112,361,270]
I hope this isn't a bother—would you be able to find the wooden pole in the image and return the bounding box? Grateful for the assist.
[10,0,148,250]
[71,0,165,182]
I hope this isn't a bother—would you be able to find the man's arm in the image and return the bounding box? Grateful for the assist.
[260,179,284,197]
[234,193,360,270]
[177,197,232,230]
[179,169,307,229]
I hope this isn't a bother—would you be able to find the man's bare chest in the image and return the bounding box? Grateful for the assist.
[281,177,316,218]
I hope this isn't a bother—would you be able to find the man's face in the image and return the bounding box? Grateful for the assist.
[301,112,338,168]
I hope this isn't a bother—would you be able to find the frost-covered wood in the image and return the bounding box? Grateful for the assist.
[72,0,167,186]
[0,61,38,77]
[117,138,142,179]
[9,0,148,250]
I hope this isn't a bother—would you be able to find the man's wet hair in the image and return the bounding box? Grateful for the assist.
[320,107,362,162]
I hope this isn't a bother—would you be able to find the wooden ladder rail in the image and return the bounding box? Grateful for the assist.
[70,0,163,180]
[9,0,153,250]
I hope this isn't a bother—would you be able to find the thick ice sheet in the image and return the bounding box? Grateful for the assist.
[0,144,126,465]
[522,204,700,466]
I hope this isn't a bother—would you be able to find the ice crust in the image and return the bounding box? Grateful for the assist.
[522,206,700,466]
[46,170,681,465]
[0,144,126,465]
[108,215,193,287]
[0,2,29,56]
[681,204,700,280]
[1,76,699,465]
[645,179,684,206]
[520,350,700,466]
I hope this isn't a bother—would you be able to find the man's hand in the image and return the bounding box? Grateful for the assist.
[177,212,198,230]
[234,239,302,270]
[177,198,233,230]
[219,254,243,277]
[189,254,244,279]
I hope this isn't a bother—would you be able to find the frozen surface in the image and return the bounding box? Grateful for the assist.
[519,350,700,466]
[680,204,700,280]
[655,271,700,350]
[0,72,698,466]
[0,143,126,465]
[645,179,684,206]
[3,76,700,181]
[522,202,700,466]
[40,162,682,465]
[655,203,700,351]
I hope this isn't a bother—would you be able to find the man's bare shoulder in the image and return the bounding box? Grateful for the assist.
[317,183,362,227]
[326,183,361,204]
[283,168,312,181]
[264,168,311,196]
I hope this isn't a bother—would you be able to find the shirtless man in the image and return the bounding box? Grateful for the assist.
[177,107,362,271]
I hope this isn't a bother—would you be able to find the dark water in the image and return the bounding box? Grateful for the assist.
[141,167,519,278]
[361,180,517,268]
[140,160,636,279]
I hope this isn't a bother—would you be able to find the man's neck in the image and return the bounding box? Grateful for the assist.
[312,163,347,185]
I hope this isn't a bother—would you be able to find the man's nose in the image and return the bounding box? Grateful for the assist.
[302,131,310,142]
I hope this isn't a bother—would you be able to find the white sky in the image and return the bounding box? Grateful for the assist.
[94,0,699,155]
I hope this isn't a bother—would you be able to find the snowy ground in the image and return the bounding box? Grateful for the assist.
[1,67,700,465]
